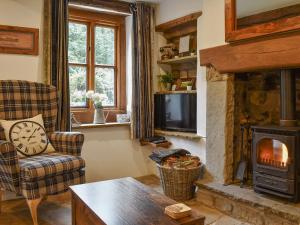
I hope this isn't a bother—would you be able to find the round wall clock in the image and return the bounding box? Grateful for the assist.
[9,121,49,156]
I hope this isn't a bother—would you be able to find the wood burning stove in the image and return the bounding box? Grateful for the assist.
[252,70,300,201]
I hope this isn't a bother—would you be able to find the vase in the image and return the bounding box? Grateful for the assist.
[93,108,105,124]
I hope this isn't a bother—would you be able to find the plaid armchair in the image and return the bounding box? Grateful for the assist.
[0,80,85,225]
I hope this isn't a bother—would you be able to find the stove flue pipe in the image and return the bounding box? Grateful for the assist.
[280,69,297,127]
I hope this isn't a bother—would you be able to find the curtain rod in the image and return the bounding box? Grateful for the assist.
[69,3,132,16]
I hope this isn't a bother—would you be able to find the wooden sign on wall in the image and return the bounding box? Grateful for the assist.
[0,25,39,55]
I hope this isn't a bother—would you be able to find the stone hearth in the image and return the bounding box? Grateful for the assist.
[196,179,300,225]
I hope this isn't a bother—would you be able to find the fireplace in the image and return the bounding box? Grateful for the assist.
[252,70,300,201]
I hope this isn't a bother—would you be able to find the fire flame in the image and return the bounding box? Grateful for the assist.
[282,143,288,165]
[258,139,289,168]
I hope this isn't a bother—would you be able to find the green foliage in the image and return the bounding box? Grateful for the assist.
[95,26,115,65]
[69,66,87,107]
[68,22,87,64]
[68,23,115,107]
[159,72,176,84]
[95,68,115,106]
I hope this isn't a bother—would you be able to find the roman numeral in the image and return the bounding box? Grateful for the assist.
[16,125,22,130]
[41,139,46,143]
[25,147,29,153]
[41,133,46,136]
[32,147,36,154]
[23,123,28,127]
[17,144,23,149]
[13,138,19,142]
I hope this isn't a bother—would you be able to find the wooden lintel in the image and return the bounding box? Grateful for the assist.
[155,11,202,32]
[200,33,300,73]
[69,0,131,15]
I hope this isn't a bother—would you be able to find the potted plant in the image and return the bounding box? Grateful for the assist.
[86,90,108,124]
[186,81,193,91]
[159,72,175,91]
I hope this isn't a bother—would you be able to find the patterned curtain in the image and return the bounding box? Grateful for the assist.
[43,0,70,131]
[131,3,155,139]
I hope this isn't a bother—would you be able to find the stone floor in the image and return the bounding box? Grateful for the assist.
[0,175,251,225]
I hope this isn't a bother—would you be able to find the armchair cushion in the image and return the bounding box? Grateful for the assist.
[19,153,85,182]
[0,114,56,157]
[48,132,84,156]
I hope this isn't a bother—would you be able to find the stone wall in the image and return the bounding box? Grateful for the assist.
[232,71,281,183]
[206,67,234,184]
[206,68,300,184]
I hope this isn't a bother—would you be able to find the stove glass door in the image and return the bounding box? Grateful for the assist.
[257,138,289,168]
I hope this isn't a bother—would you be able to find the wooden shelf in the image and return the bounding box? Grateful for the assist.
[158,55,197,65]
[155,90,197,94]
[140,140,172,148]
[155,129,203,140]
[155,11,202,32]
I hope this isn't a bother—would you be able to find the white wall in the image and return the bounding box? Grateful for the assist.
[0,1,156,200]
[156,0,202,24]
[0,0,44,82]
[79,127,155,182]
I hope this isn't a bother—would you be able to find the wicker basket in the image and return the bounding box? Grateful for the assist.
[157,163,201,201]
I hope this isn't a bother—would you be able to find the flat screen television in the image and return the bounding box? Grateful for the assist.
[154,93,197,133]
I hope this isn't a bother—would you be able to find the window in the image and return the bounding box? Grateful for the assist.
[68,9,126,123]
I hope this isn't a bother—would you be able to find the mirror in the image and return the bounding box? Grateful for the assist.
[225,0,300,42]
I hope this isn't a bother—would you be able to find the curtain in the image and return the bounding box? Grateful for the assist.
[131,3,155,139]
[43,0,70,131]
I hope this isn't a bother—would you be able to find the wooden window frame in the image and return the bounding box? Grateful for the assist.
[69,8,126,123]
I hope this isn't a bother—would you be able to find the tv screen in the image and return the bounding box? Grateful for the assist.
[154,93,197,133]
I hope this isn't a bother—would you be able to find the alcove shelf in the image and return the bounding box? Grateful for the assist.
[157,55,197,65]
[140,140,172,148]
[155,90,197,94]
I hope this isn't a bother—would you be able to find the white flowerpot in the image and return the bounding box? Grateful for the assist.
[187,86,192,91]
[93,108,105,124]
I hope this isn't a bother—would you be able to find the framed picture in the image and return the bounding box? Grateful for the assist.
[0,25,39,55]
[179,35,190,54]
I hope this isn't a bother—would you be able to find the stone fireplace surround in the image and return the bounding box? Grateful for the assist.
[205,67,300,184]
[199,67,300,225]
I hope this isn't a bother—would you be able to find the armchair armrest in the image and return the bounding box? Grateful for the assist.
[0,140,20,193]
[48,132,84,156]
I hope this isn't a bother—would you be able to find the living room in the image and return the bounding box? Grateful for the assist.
[1,0,300,225]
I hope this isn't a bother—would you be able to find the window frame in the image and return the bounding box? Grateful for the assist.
[68,8,126,123]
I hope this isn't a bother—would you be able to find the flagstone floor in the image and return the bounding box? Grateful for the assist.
[0,175,251,225]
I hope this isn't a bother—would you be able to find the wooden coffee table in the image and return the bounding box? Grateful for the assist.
[70,177,205,225]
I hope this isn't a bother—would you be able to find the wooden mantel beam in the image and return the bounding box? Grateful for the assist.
[199,33,300,74]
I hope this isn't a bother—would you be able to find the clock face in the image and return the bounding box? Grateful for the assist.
[9,121,49,156]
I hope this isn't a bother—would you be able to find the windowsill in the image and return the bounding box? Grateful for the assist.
[72,122,131,129]
[154,129,203,140]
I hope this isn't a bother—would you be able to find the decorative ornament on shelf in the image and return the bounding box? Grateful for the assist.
[86,90,108,124]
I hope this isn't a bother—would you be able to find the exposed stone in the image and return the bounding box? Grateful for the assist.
[206,66,232,82]
[215,196,233,213]
[196,180,300,225]
[196,189,215,208]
